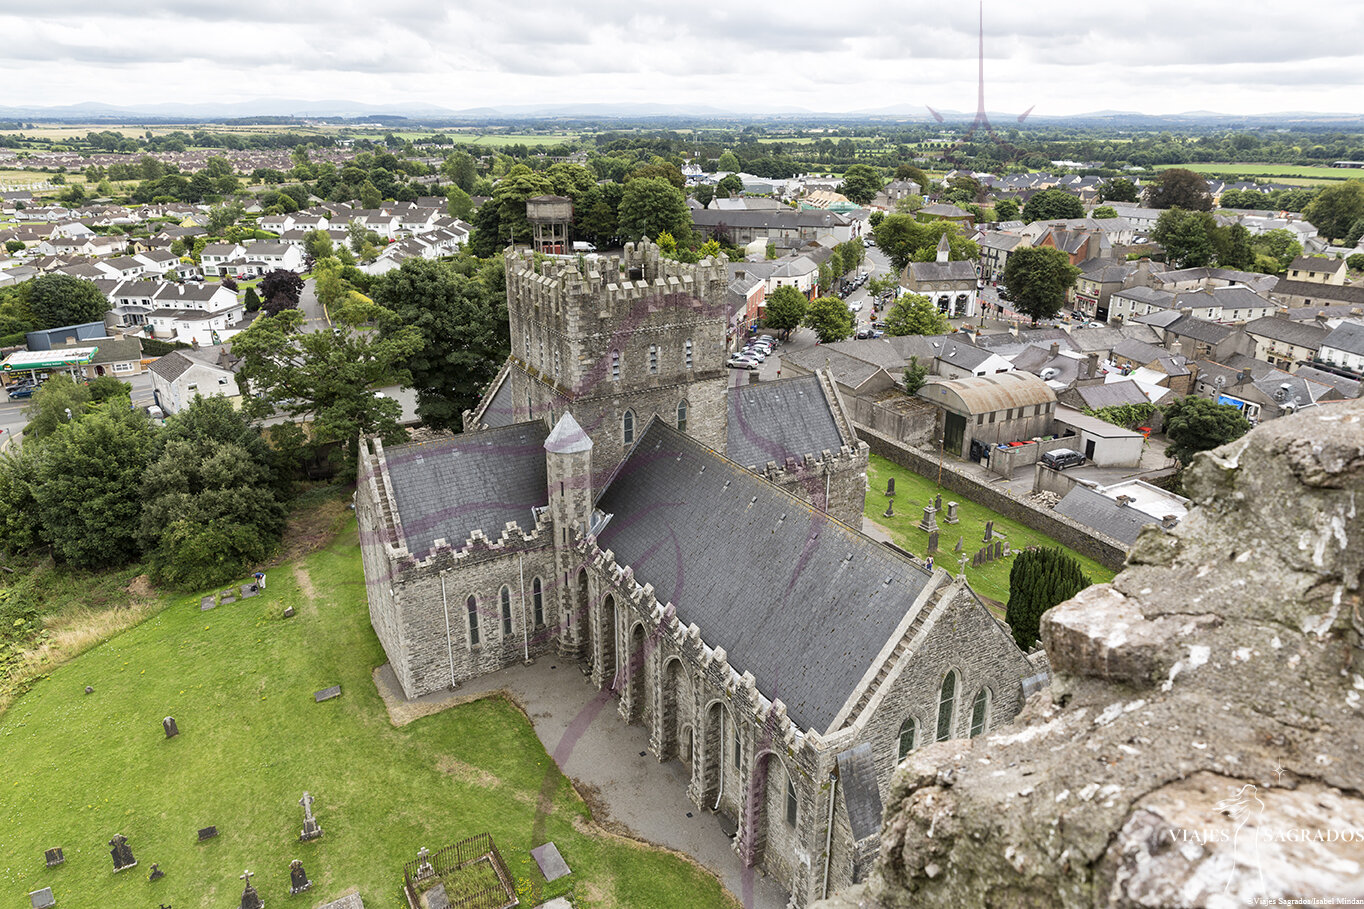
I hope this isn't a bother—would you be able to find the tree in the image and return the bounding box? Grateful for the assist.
[139,396,286,589]
[23,375,92,441]
[1162,395,1252,465]
[762,286,807,338]
[1001,246,1081,325]
[28,274,110,329]
[233,309,421,463]
[868,210,885,229]
[716,151,741,173]
[4,239,23,254]
[372,258,510,430]
[244,286,261,312]
[259,269,304,316]
[804,295,855,343]
[1151,208,1218,269]
[693,184,714,207]
[87,376,130,404]
[1091,205,1119,220]
[1147,168,1213,211]
[0,446,43,555]
[302,228,333,262]
[839,164,883,206]
[1303,180,1364,241]
[993,198,1019,221]
[1348,253,1364,272]
[617,177,690,243]
[1005,547,1092,649]
[446,185,474,221]
[715,173,744,199]
[883,293,950,336]
[1251,229,1303,272]
[1101,178,1139,204]
[1022,189,1085,223]
[903,356,929,395]
[1221,223,1255,271]
[33,404,157,569]
[442,150,477,192]
[207,201,245,235]
[873,215,978,273]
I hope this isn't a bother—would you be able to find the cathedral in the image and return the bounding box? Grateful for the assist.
[356,238,1042,905]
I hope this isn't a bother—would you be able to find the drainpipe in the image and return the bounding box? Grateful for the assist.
[821,773,837,900]
[440,571,455,688]
[519,553,529,663]
[714,722,726,811]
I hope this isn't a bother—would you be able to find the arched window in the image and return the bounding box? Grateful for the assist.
[785,773,798,827]
[648,344,659,374]
[936,670,958,742]
[684,339,694,369]
[539,338,545,367]
[523,327,530,360]
[622,409,635,445]
[500,585,512,636]
[611,349,620,381]
[732,721,741,768]
[532,577,544,626]
[970,688,991,738]
[466,595,480,646]
[897,716,916,761]
[676,399,688,432]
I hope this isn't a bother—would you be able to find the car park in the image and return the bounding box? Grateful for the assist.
[727,355,759,370]
[5,382,36,399]
[1040,448,1086,470]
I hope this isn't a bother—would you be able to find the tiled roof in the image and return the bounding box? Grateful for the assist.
[727,374,849,469]
[1054,485,1161,546]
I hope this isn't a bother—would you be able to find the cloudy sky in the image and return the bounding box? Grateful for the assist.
[5,1,1364,116]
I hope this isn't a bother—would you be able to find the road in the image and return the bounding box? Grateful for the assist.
[1,372,156,449]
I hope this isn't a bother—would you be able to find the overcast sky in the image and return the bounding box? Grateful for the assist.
[5,1,1364,116]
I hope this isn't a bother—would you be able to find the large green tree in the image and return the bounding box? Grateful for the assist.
[139,396,287,589]
[1251,229,1302,273]
[28,274,110,329]
[872,215,978,273]
[804,296,856,343]
[1022,189,1084,223]
[838,164,883,206]
[1000,246,1080,324]
[1151,208,1218,268]
[1303,180,1364,242]
[1161,395,1252,465]
[1101,178,1140,203]
[715,174,744,199]
[1147,168,1213,211]
[762,286,808,337]
[1005,547,1092,649]
[716,151,741,173]
[33,404,157,569]
[23,375,94,441]
[617,177,690,243]
[992,198,1020,221]
[882,293,950,337]
[0,446,43,555]
[372,258,510,430]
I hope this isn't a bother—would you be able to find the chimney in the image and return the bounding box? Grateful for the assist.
[1049,341,1060,357]
[1161,515,1179,530]
[1115,495,1134,508]
[1086,352,1100,379]
[1273,308,1289,320]
[1238,367,1253,384]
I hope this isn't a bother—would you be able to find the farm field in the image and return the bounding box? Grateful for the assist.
[1155,162,1360,183]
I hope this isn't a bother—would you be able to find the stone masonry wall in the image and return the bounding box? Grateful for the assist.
[857,424,1129,571]
[817,399,1364,908]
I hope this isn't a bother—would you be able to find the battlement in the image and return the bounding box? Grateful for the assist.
[505,239,730,322]
[392,510,554,576]
[759,443,865,485]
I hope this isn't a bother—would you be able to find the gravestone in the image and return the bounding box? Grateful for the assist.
[927,530,939,553]
[530,842,571,882]
[1002,540,1011,557]
[885,477,895,497]
[882,498,894,518]
[283,607,295,619]
[422,883,449,909]
[44,848,64,867]
[983,521,994,542]
[29,887,54,909]
[993,541,1003,560]
[299,791,323,842]
[200,596,215,611]
[414,847,434,881]
[163,717,178,738]
[149,863,164,881]
[289,860,311,894]
[945,502,959,524]
[314,686,341,703]
[933,493,942,512]
[239,870,263,909]
[954,536,963,553]
[220,596,236,606]
[108,834,136,871]
[918,505,939,533]
[197,826,218,842]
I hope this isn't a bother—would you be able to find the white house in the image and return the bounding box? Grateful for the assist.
[200,243,245,277]
[148,349,242,415]
[1318,323,1364,374]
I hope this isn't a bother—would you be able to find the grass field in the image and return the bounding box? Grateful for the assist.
[864,455,1115,606]
[435,132,580,147]
[1155,162,1361,183]
[0,517,733,909]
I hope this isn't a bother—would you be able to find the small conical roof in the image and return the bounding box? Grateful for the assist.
[545,411,593,453]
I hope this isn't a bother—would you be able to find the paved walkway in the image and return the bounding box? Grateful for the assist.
[373,661,791,909]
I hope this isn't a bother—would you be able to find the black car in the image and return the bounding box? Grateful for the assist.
[1041,448,1086,470]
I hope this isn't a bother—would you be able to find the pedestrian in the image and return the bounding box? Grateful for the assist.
[254,571,266,590]
[926,556,934,571]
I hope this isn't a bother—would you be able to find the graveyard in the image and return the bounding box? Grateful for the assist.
[863,455,1115,605]
[0,516,733,909]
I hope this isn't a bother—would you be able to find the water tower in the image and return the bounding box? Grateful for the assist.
[526,195,573,255]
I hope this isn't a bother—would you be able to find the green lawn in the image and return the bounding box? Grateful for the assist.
[864,455,1115,605]
[0,519,732,909]
[1156,162,1358,183]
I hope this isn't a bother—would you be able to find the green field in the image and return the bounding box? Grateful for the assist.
[864,455,1115,606]
[433,132,580,147]
[1156,162,1361,183]
[0,518,732,909]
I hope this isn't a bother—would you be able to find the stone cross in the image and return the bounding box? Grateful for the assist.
[299,791,323,842]
[933,493,942,512]
[416,846,434,880]
[883,497,894,518]
[957,553,970,577]
[239,870,263,909]
[149,863,164,881]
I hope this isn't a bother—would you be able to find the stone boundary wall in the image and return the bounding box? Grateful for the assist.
[856,424,1129,572]
[986,436,1076,478]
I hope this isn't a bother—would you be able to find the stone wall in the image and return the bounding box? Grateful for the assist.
[857,425,1128,571]
[816,399,1364,908]
[985,435,1077,478]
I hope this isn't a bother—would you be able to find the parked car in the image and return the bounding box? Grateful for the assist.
[855,327,885,339]
[863,237,874,247]
[848,301,863,312]
[5,382,36,399]
[1040,448,1086,470]
[727,355,759,370]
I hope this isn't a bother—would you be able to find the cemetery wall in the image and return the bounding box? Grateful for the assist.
[856,425,1128,571]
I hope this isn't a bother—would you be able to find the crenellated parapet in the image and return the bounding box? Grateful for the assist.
[390,510,554,579]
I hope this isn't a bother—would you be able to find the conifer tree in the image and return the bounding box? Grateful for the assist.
[1005,547,1091,649]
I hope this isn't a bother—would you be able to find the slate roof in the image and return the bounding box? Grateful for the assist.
[935,339,996,370]
[147,350,197,381]
[1054,485,1161,546]
[1072,380,1150,409]
[727,374,848,469]
[1288,255,1346,275]
[906,260,978,283]
[477,369,517,428]
[1323,322,1364,356]
[1111,338,1169,364]
[1243,317,1329,349]
[1165,315,1235,344]
[1294,365,1362,399]
[594,419,934,733]
[385,421,550,559]
[1272,280,1364,306]
[1113,285,1176,308]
